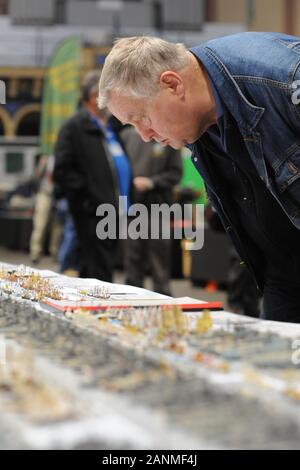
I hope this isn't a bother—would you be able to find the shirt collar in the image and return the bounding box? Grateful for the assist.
[208,76,224,121]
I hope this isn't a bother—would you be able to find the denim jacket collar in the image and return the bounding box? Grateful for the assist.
[190,46,265,133]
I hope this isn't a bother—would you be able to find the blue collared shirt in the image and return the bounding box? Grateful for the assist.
[90,115,132,210]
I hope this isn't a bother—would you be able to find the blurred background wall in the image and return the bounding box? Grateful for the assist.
[0,0,297,150]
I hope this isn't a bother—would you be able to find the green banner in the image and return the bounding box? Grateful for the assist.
[180,147,207,205]
[40,37,81,156]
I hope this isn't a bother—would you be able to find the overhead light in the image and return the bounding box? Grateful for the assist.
[97,1,123,12]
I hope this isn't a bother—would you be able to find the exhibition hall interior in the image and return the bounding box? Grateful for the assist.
[0,0,300,451]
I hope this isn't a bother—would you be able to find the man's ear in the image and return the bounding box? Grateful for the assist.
[159,71,184,97]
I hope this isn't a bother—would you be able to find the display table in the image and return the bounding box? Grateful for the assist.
[191,228,230,284]
[0,263,299,450]
[0,210,32,250]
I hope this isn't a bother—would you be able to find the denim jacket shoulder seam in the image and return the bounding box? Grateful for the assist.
[233,75,289,90]
[260,33,300,50]
[271,37,300,53]
[203,47,266,131]
[203,47,227,76]
[203,48,264,112]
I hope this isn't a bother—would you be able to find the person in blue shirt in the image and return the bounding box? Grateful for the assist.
[98,33,300,322]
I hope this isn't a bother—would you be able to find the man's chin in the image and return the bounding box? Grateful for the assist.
[167,140,184,149]
[171,144,182,150]
[190,126,209,143]
[160,138,187,149]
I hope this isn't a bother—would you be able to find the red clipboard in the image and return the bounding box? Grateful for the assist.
[43,296,223,313]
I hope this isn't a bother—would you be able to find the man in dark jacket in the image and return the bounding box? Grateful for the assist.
[54,71,131,282]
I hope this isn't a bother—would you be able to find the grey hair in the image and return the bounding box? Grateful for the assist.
[98,36,189,108]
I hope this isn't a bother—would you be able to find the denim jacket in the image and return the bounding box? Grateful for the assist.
[190,32,300,290]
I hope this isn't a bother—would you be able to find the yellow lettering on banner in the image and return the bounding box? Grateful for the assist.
[45,104,73,112]
[43,133,57,144]
[50,71,78,87]
[48,59,78,76]
[49,61,79,88]
[58,83,78,93]
[44,104,74,116]
[48,82,78,94]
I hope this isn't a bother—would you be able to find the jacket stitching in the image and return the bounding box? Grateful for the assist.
[289,59,300,83]
[275,165,300,190]
[272,38,300,54]
[283,172,300,189]
[293,101,300,120]
[273,144,300,173]
[233,75,289,89]
[204,48,265,130]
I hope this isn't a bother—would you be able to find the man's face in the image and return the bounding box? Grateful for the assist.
[107,86,205,149]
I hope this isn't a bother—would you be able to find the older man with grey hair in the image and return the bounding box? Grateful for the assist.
[98,33,300,323]
[98,37,213,149]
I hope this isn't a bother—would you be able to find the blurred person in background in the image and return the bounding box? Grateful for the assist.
[29,154,61,264]
[99,33,300,322]
[54,71,132,282]
[55,197,80,276]
[122,126,182,296]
